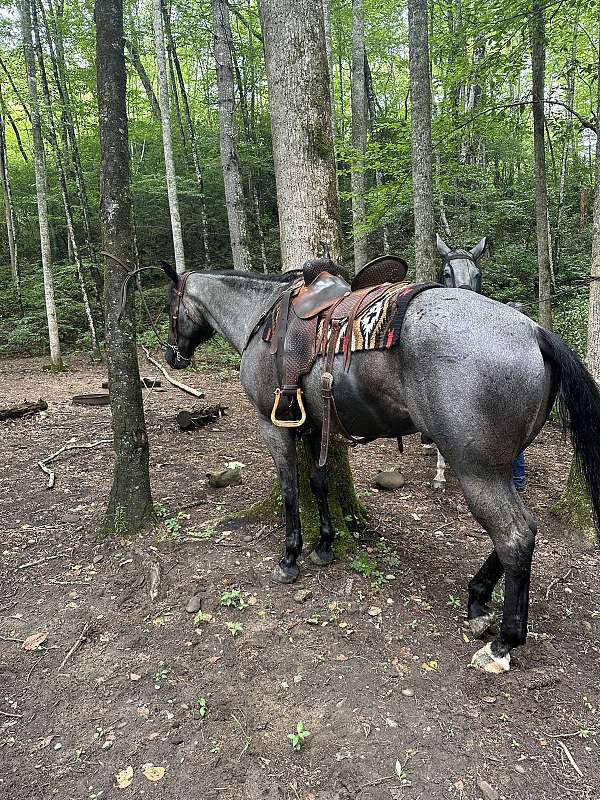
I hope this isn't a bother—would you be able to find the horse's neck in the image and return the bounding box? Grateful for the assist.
[188,272,289,353]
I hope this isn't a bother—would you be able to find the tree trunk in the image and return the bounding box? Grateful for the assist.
[20,0,62,366]
[0,88,21,310]
[250,176,268,272]
[153,0,186,274]
[259,0,365,550]
[407,0,436,282]
[260,0,342,269]
[163,5,188,159]
[124,38,161,121]
[212,0,252,270]
[350,0,369,272]
[31,0,99,353]
[322,0,337,144]
[531,0,552,329]
[95,0,153,537]
[365,51,389,253]
[163,17,212,266]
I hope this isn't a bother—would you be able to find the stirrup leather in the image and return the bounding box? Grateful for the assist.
[270,388,307,428]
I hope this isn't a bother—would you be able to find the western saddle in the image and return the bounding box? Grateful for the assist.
[268,248,408,466]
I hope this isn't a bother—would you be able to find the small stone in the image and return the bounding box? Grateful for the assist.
[401,688,414,697]
[482,696,497,704]
[242,534,253,543]
[207,467,242,488]
[477,778,499,800]
[514,765,526,775]
[372,471,405,491]
[367,606,382,616]
[185,594,203,614]
[93,554,104,564]
[293,588,313,603]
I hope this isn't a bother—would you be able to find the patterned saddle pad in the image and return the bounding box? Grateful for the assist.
[262,281,437,355]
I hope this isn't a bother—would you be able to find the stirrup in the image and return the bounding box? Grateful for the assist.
[270,388,307,428]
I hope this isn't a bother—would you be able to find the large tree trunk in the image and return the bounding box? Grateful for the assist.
[95,0,153,537]
[259,0,365,549]
[407,0,436,282]
[0,87,21,310]
[212,0,252,270]
[322,0,337,144]
[153,0,186,274]
[350,0,368,272]
[20,0,61,366]
[531,0,552,329]
[260,0,342,269]
[31,0,99,353]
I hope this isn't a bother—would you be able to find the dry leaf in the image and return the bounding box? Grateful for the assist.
[115,766,134,789]
[22,631,48,651]
[367,606,382,617]
[454,779,465,791]
[130,673,141,681]
[142,763,166,782]
[247,595,257,605]
[420,660,438,671]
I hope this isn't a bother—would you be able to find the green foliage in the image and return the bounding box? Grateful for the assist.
[288,721,311,751]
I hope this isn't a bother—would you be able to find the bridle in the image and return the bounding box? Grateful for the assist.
[113,255,202,366]
[440,252,482,291]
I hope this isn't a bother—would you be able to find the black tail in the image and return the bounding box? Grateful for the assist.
[536,326,600,527]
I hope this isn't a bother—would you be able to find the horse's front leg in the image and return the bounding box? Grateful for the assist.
[302,432,335,567]
[257,417,302,584]
[432,450,447,491]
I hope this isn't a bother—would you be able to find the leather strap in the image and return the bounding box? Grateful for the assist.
[318,320,342,467]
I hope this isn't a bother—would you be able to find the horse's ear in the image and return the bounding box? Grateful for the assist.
[470,237,488,261]
[436,235,452,258]
[160,260,179,283]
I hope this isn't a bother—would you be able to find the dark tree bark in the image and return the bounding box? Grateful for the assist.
[95,0,153,536]
[407,0,436,282]
[531,0,552,329]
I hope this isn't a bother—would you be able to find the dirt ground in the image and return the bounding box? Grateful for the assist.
[0,352,599,800]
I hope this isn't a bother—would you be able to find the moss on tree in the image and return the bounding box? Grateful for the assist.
[551,459,597,542]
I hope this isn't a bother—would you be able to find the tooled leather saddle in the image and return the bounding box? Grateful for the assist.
[267,249,409,466]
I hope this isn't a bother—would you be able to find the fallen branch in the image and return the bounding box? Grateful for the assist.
[37,439,112,489]
[545,567,573,600]
[18,553,70,570]
[556,739,584,778]
[57,622,90,674]
[141,346,204,399]
[0,399,47,421]
[0,709,23,719]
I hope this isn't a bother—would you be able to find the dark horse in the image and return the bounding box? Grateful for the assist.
[161,259,600,673]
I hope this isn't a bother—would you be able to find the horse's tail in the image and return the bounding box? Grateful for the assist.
[536,326,600,526]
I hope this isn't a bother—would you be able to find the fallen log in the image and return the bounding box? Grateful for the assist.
[176,404,228,431]
[0,399,48,421]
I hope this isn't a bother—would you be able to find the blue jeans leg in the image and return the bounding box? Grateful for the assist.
[512,452,526,491]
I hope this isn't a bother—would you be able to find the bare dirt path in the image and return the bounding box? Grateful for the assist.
[0,354,598,800]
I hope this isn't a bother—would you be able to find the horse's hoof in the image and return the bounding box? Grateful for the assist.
[470,642,510,674]
[468,610,495,638]
[309,549,334,567]
[271,564,299,584]
[432,479,446,492]
[422,444,437,458]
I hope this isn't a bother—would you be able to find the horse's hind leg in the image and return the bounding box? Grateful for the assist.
[257,418,303,584]
[302,432,335,567]
[460,476,536,673]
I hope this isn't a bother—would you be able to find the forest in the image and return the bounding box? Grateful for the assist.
[1,1,600,798]
[0,0,598,358]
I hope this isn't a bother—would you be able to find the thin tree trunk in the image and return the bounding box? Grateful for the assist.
[162,3,188,158]
[365,50,389,253]
[407,0,436,281]
[531,0,552,329]
[124,39,161,121]
[163,17,211,266]
[31,0,99,352]
[0,88,21,310]
[41,0,103,305]
[153,0,186,274]
[212,0,252,270]
[95,0,153,537]
[250,176,268,272]
[20,0,61,365]
[351,0,368,272]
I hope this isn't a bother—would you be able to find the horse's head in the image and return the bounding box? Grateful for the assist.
[162,263,215,369]
[436,235,487,292]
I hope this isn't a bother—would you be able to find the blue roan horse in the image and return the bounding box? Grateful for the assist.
[161,251,600,674]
